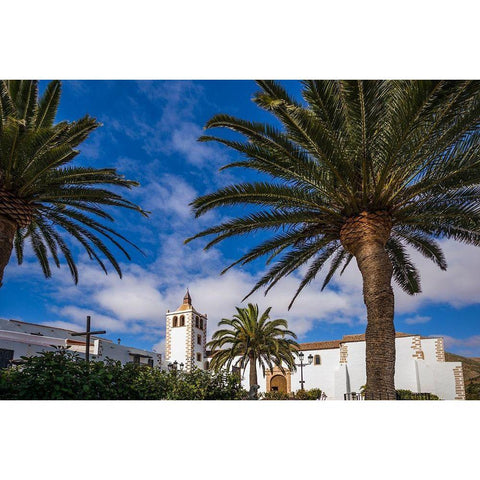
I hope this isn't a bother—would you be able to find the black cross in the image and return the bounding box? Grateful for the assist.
[70,316,106,364]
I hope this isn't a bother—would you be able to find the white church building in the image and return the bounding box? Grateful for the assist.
[0,290,466,400]
[165,291,466,400]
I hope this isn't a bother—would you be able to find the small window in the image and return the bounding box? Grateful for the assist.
[180,315,185,326]
[314,355,321,365]
[133,355,140,365]
[199,318,203,329]
[196,353,202,362]
[195,316,199,328]
[173,316,178,327]
[204,361,210,370]
[197,334,202,345]
[0,349,14,369]
[147,358,154,367]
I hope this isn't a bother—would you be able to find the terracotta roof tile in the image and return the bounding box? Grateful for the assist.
[297,340,341,351]
[341,332,414,343]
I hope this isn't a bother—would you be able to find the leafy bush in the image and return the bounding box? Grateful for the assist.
[260,391,291,400]
[294,388,323,400]
[259,388,324,400]
[0,348,243,400]
[465,382,480,400]
[395,389,440,400]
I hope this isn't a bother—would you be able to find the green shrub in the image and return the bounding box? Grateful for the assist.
[395,389,440,400]
[465,382,480,400]
[261,391,291,400]
[0,348,243,400]
[293,388,323,400]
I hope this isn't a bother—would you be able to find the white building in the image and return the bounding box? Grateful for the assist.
[165,292,466,400]
[165,290,208,372]
[0,318,162,368]
[0,290,466,400]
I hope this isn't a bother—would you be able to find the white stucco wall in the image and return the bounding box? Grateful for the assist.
[420,338,438,363]
[289,349,340,398]
[393,337,419,392]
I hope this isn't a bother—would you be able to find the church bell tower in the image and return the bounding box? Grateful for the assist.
[165,290,208,371]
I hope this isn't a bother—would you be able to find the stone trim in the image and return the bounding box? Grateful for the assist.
[185,313,194,372]
[411,335,424,360]
[453,365,465,400]
[339,343,348,364]
[165,315,172,360]
[265,366,292,393]
[435,338,445,362]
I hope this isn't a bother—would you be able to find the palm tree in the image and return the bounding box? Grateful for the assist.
[207,303,299,389]
[0,80,147,287]
[187,80,480,399]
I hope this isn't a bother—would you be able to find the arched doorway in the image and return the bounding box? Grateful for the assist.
[270,374,287,393]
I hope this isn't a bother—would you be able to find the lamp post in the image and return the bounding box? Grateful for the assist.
[295,351,313,390]
[167,361,184,373]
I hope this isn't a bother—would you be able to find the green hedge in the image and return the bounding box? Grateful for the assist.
[395,389,440,400]
[260,388,323,400]
[0,348,244,400]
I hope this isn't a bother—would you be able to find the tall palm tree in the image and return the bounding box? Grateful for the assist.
[188,80,480,399]
[0,80,147,287]
[207,303,298,389]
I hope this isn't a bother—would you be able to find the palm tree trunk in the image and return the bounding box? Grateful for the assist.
[355,241,396,400]
[340,211,396,400]
[0,214,16,288]
[249,353,258,388]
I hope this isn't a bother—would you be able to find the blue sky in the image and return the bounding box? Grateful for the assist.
[2,80,480,357]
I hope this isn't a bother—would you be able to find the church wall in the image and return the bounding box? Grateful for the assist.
[229,334,462,399]
[416,361,463,399]
[290,348,340,397]
[421,338,442,363]
[342,341,367,394]
[393,337,419,392]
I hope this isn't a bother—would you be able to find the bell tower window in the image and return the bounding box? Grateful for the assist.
[180,315,185,327]
[173,316,178,327]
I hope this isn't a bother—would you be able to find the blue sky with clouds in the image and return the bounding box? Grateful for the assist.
[2,80,480,357]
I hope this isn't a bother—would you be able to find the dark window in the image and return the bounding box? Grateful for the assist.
[199,318,203,329]
[173,316,178,327]
[197,334,202,345]
[0,349,14,369]
[180,315,185,326]
[204,361,210,370]
[271,386,279,392]
[133,355,140,364]
[196,353,202,362]
[195,316,199,328]
[314,355,321,365]
[147,358,154,367]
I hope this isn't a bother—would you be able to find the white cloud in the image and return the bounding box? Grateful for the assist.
[393,240,480,313]
[170,122,223,167]
[152,338,166,354]
[441,335,480,356]
[404,315,431,325]
[141,174,197,221]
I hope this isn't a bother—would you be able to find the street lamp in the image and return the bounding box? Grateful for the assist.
[167,361,184,372]
[295,351,313,390]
